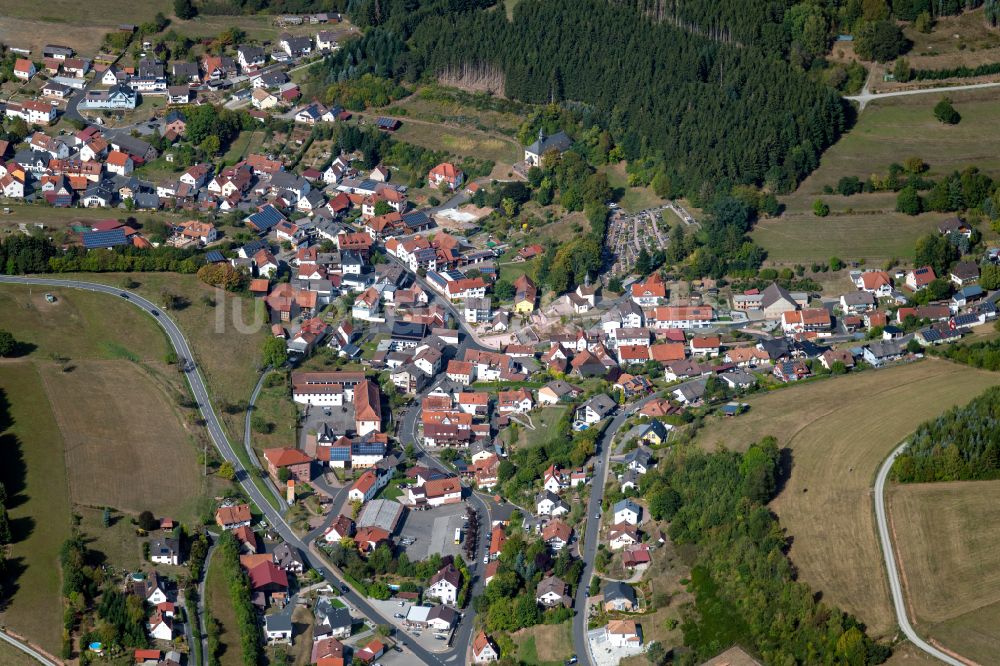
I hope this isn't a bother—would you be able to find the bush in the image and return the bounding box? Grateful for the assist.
[812,199,829,217]
[137,510,158,531]
[934,97,961,125]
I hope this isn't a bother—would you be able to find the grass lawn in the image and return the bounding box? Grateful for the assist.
[888,479,1000,661]
[507,405,569,450]
[695,358,999,637]
[603,162,664,213]
[513,622,574,665]
[205,548,242,666]
[902,7,1000,69]
[0,640,50,666]
[249,381,300,454]
[759,88,1000,264]
[0,363,72,655]
[498,257,539,285]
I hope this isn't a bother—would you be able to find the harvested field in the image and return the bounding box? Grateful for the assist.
[889,480,1000,661]
[696,359,999,636]
[39,360,204,523]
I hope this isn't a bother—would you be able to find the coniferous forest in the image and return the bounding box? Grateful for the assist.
[329,0,849,196]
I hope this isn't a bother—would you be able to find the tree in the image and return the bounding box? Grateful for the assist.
[893,57,911,83]
[174,0,196,19]
[934,97,961,125]
[217,461,236,480]
[981,264,1000,290]
[278,467,291,483]
[137,510,158,532]
[812,199,830,217]
[0,330,15,357]
[373,200,393,216]
[102,507,111,528]
[493,279,515,301]
[646,641,667,665]
[855,20,908,62]
[262,337,288,368]
[896,185,922,215]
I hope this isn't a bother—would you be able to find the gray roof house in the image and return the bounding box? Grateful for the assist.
[672,375,709,405]
[761,282,798,319]
[603,580,638,611]
[576,393,616,424]
[524,130,572,166]
[315,597,354,639]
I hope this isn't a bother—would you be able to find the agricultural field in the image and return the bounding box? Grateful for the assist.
[38,360,206,524]
[0,0,352,57]
[52,272,268,440]
[0,363,72,655]
[888,480,1000,662]
[758,89,1000,264]
[695,358,999,637]
[513,621,574,665]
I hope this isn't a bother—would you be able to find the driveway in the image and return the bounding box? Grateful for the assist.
[367,598,454,655]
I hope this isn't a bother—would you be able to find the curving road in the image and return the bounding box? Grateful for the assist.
[0,276,448,666]
[0,631,59,666]
[874,443,966,666]
[571,392,661,666]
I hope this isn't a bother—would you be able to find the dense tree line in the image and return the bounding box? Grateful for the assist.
[641,438,890,663]
[931,339,1000,372]
[0,235,206,275]
[892,386,1000,482]
[217,531,263,666]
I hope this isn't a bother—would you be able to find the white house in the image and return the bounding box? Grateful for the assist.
[148,613,173,641]
[149,538,180,566]
[613,499,642,526]
[472,632,500,664]
[606,620,642,648]
[427,564,461,606]
[536,491,569,517]
[264,615,293,644]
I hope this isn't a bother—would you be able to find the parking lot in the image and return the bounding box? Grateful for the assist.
[299,402,356,446]
[368,598,454,656]
[397,501,469,562]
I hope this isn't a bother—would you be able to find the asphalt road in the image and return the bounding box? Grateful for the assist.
[0,631,58,666]
[874,443,966,666]
[0,276,447,666]
[571,392,661,666]
[196,536,217,666]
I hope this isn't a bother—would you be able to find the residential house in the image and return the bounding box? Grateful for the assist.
[472,631,500,664]
[613,499,642,526]
[604,581,638,612]
[537,380,582,405]
[607,620,642,648]
[427,564,462,605]
[773,359,811,382]
[428,162,464,190]
[542,519,573,551]
[264,614,293,643]
[497,388,533,414]
[819,349,855,371]
[215,504,251,530]
[13,58,36,80]
[906,266,937,291]
[263,447,312,482]
[609,523,640,550]
[576,393,616,425]
[630,273,666,307]
[535,575,572,607]
[950,261,980,287]
[689,336,721,357]
[149,537,180,566]
[536,490,570,517]
[781,308,833,334]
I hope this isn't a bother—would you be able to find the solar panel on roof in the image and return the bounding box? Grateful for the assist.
[205,250,226,263]
[82,229,129,249]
